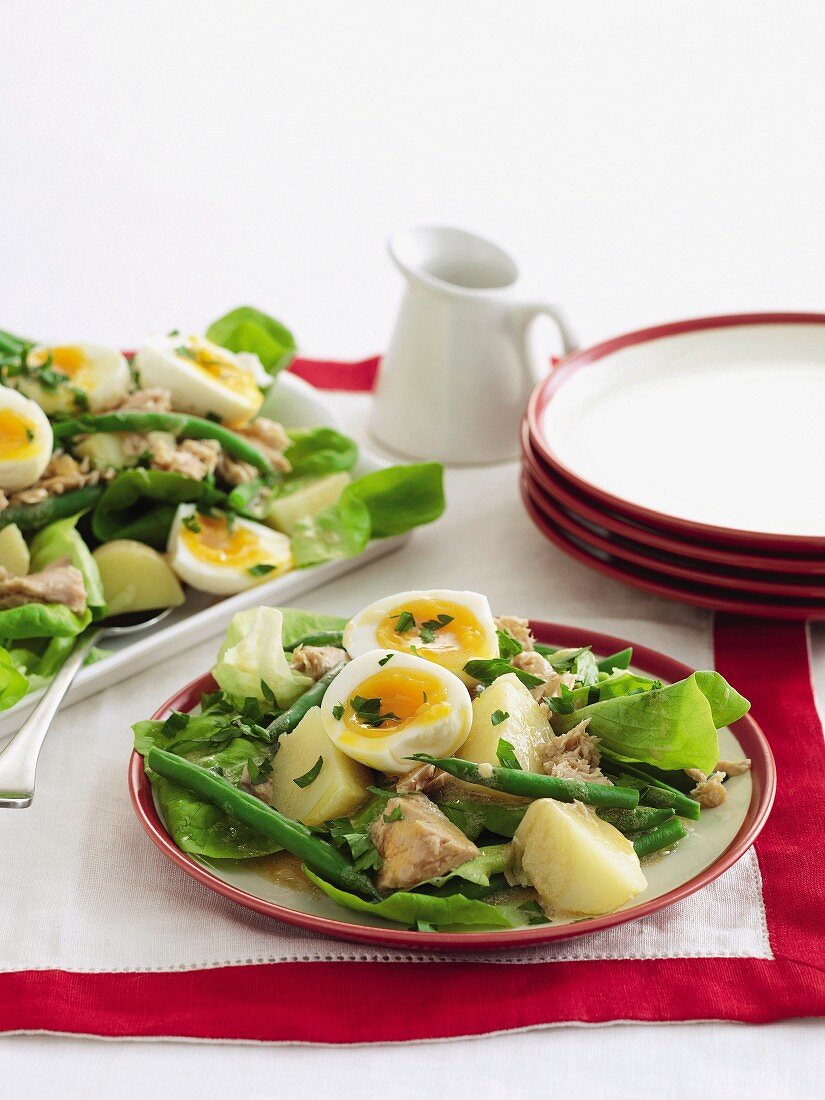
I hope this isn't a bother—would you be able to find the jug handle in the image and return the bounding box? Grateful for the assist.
[509,302,578,383]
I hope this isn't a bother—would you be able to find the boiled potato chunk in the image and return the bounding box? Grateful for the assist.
[74,430,177,471]
[512,798,647,916]
[267,705,372,826]
[266,472,351,535]
[0,524,30,576]
[92,539,185,615]
[458,673,550,771]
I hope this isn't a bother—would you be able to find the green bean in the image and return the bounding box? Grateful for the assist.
[0,485,105,532]
[53,412,273,473]
[601,752,701,820]
[633,819,688,858]
[147,747,380,899]
[410,754,640,809]
[284,631,345,653]
[597,806,675,835]
[267,662,346,736]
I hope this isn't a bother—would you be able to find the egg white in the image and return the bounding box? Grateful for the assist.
[343,589,498,686]
[0,386,53,491]
[134,336,269,423]
[167,503,293,595]
[12,343,131,414]
[320,649,473,773]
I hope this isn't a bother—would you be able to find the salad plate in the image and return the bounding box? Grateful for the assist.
[527,313,825,551]
[521,476,825,621]
[524,465,825,600]
[1,313,444,736]
[129,611,774,951]
[521,420,825,576]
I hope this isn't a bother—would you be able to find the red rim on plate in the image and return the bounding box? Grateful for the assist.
[129,621,775,951]
[527,312,825,553]
[521,419,825,576]
[523,465,825,600]
[521,476,825,621]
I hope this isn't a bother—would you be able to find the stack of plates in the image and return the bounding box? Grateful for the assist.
[521,313,825,620]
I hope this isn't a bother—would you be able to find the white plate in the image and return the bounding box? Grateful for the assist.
[534,320,825,539]
[0,372,409,737]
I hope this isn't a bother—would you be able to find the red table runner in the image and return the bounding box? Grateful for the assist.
[0,355,822,1041]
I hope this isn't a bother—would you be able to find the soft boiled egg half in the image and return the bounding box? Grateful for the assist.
[134,335,270,424]
[167,503,293,595]
[12,344,131,414]
[320,650,472,773]
[343,589,498,685]
[0,386,53,492]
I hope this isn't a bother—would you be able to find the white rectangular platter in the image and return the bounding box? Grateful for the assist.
[0,372,409,737]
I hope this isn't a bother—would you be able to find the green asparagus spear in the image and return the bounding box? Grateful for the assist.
[146,747,380,899]
[267,662,345,736]
[633,818,688,858]
[53,412,273,473]
[409,754,640,809]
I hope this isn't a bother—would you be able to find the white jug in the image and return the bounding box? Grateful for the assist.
[370,225,577,464]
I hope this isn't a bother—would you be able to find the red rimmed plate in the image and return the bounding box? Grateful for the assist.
[521,419,825,575]
[521,475,825,621]
[129,621,775,951]
[523,465,825,600]
[527,313,825,552]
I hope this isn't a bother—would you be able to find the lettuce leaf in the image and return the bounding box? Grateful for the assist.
[344,462,445,538]
[283,428,358,478]
[423,844,510,888]
[304,868,516,929]
[212,606,310,707]
[134,716,281,858]
[92,469,225,549]
[552,671,749,774]
[0,602,91,639]
[290,462,446,567]
[0,646,28,710]
[278,608,348,649]
[29,513,106,618]
[206,306,296,377]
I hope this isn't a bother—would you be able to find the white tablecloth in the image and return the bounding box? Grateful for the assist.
[2,1,823,1093]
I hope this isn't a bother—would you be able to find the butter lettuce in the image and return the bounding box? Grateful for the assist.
[304,867,516,929]
[0,602,91,639]
[206,306,296,377]
[91,469,225,549]
[0,646,28,710]
[552,670,749,775]
[134,713,281,859]
[290,462,445,567]
[283,428,358,478]
[29,514,106,618]
[212,606,310,708]
[278,608,348,649]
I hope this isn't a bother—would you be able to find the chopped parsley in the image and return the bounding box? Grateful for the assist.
[24,427,34,442]
[247,563,277,577]
[491,709,509,727]
[419,613,454,644]
[382,804,404,824]
[332,703,345,721]
[496,628,522,659]
[378,653,394,666]
[349,694,400,728]
[293,755,324,788]
[518,900,550,926]
[182,514,202,534]
[392,610,416,634]
[496,737,522,770]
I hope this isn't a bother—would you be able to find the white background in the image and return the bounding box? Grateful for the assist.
[2,1,824,1096]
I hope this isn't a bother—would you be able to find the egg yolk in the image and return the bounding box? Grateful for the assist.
[342,668,450,739]
[181,514,275,570]
[178,340,263,409]
[375,599,487,672]
[0,409,40,460]
[28,345,90,385]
